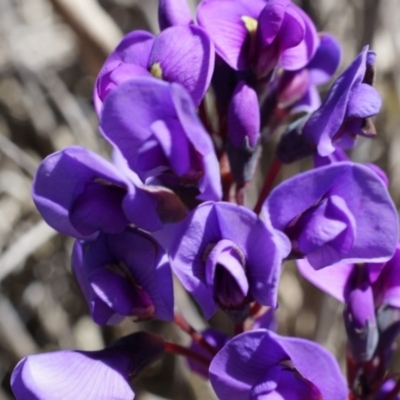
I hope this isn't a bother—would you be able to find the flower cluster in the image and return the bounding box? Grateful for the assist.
[11,0,400,399]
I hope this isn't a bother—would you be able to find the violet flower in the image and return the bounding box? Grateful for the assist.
[264,162,398,270]
[227,80,261,185]
[11,332,165,400]
[169,202,290,321]
[275,33,341,114]
[94,24,214,114]
[303,46,381,156]
[298,243,400,362]
[72,228,173,325]
[209,329,348,400]
[158,0,193,30]
[197,0,318,77]
[32,146,186,237]
[101,78,222,203]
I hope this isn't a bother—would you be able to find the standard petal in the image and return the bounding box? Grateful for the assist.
[158,0,193,30]
[101,78,175,171]
[170,83,222,201]
[197,0,252,70]
[273,333,348,400]
[149,25,214,105]
[307,33,342,85]
[280,4,318,70]
[264,162,398,268]
[11,332,164,400]
[209,330,288,400]
[297,259,354,303]
[32,146,131,239]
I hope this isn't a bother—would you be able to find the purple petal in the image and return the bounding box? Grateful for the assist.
[307,33,342,85]
[347,83,382,118]
[170,83,222,201]
[149,25,214,106]
[264,162,398,269]
[291,84,321,114]
[297,259,354,303]
[72,229,173,324]
[69,182,129,236]
[12,351,134,400]
[278,4,305,51]
[11,332,164,400]
[205,239,249,308]
[158,0,193,30]
[344,275,379,362]
[170,202,289,319]
[296,195,356,255]
[256,0,289,47]
[273,333,348,400]
[366,163,389,188]
[228,81,260,148]
[303,47,369,156]
[375,244,400,308]
[280,4,318,70]
[90,268,153,318]
[32,146,131,239]
[94,30,154,114]
[197,0,253,70]
[313,147,349,168]
[210,329,347,400]
[209,330,288,400]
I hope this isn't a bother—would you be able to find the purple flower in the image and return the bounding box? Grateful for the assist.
[72,228,173,325]
[11,332,165,400]
[197,0,318,77]
[227,80,261,185]
[94,24,214,114]
[303,46,381,156]
[297,243,400,361]
[101,78,222,202]
[209,329,348,400]
[169,202,290,321]
[275,33,341,113]
[264,162,398,269]
[158,0,193,30]
[32,146,185,237]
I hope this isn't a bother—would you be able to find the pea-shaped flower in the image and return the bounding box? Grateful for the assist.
[11,332,165,400]
[169,202,290,321]
[209,329,348,400]
[72,228,173,325]
[101,78,222,203]
[94,24,214,114]
[263,162,398,270]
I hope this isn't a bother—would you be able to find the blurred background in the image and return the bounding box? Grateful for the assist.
[0,0,399,398]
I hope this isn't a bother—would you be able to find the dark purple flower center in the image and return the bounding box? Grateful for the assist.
[204,239,250,310]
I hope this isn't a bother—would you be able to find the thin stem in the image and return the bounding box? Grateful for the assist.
[253,158,282,215]
[164,341,210,366]
[174,314,216,355]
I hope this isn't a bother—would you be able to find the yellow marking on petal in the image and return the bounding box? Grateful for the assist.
[150,62,163,79]
[241,15,258,35]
